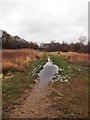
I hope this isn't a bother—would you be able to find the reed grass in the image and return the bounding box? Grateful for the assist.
[50,52,89,65]
[1,49,42,74]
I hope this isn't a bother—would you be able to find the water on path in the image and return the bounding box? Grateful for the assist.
[38,57,59,87]
[9,57,59,118]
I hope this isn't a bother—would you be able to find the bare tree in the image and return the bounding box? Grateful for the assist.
[79,36,87,44]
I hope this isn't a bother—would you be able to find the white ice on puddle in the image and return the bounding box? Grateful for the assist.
[64,79,68,82]
[59,68,62,71]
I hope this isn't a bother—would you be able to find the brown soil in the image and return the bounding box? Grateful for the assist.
[48,79,88,118]
[7,83,56,118]
[5,79,88,119]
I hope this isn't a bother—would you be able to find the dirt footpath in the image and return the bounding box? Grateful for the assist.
[6,79,88,119]
[8,83,56,118]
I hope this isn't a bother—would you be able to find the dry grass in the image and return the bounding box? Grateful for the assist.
[1,49,42,74]
[50,52,90,65]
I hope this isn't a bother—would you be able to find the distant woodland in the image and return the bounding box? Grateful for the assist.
[1,30,90,53]
[45,40,89,53]
[1,30,38,49]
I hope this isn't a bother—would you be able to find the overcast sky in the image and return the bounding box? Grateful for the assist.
[0,0,88,44]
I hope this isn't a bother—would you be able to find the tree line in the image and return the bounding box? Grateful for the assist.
[1,30,38,49]
[45,41,89,53]
[42,36,89,53]
[1,30,89,53]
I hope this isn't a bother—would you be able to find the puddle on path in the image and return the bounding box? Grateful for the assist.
[8,57,68,118]
[38,57,59,87]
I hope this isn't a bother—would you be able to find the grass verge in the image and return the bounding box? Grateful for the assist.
[2,53,47,117]
[48,53,89,118]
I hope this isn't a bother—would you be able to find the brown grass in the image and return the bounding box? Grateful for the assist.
[1,49,42,74]
[51,52,90,65]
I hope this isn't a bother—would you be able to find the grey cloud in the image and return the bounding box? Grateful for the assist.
[0,0,88,44]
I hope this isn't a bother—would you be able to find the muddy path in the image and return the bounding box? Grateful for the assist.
[6,57,88,118]
[9,84,56,118]
[8,57,59,118]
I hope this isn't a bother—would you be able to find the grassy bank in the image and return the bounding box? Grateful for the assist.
[50,52,89,77]
[48,53,89,118]
[50,52,89,66]
[2,53,47,117]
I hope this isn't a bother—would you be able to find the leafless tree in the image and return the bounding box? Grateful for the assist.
[79,36,87,44]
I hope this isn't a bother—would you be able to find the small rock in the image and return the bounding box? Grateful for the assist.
[25,89,28,93]
[19,106,22,108]
[31,110,34,113]
[71,113,74,116]
[78,68,81,71]
[68,66,70,69]
[59,68,62,71]
[0,74,3,79]
[21,111,25,113]
[60,79,63,82]
[64,79,68,82]
[23,97,26,100]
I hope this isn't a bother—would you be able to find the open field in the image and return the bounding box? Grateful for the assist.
[2,49,43,74]
[1,0,89,118]
[1,50,89,118]
[49,52,90,66]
